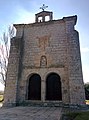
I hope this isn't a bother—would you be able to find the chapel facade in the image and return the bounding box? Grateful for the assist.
[4,8,85,106]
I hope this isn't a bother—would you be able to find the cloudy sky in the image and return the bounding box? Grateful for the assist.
[0,0,89,90]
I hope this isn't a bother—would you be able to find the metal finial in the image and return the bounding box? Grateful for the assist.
[40,4,48,11]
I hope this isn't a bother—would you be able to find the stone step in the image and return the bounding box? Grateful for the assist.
[17,101,63,107]
[17,101,89,111]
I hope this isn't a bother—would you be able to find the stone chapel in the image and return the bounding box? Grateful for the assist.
[4,7,85,107]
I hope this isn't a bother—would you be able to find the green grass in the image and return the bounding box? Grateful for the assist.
[65,111,89,120]
[0,95,4,102]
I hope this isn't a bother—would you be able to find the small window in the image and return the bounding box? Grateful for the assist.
[38,17,42,22]
[45,16,50,21]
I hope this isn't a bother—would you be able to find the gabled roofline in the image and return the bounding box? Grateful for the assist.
[35,11,53,15]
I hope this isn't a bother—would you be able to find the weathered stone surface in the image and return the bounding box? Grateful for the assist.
[0,106,62,120]
[3,11,85,107]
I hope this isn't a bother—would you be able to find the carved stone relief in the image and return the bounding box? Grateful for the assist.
[40,55,47,67]
[36,35,51,50]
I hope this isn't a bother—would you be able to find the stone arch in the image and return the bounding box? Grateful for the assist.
[46,72,62,100]
[27,73,41,100]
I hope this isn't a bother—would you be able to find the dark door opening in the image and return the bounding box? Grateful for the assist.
[28,74,41,100]
[46,73,62,100]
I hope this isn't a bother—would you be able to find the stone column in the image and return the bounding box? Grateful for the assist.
[41,79,45,102]
[50,12,53,20]
[42,16,45,22]
[3,38,21,107]
[64,16,85,105]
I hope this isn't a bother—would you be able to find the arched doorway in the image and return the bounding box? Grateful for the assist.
[28,74,41,100]
[46,73,62,100]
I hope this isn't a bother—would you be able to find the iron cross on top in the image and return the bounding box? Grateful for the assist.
[40,4,48,11]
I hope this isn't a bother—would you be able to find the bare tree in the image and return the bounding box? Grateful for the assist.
[0,25,16,85]
[8,25,16,39]
[0,32,9,85]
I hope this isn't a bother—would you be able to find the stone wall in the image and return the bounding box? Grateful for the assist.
[3,15,85,106]
[4,38,21,106]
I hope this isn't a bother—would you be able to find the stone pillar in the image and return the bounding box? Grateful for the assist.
[42,16,45,22]
[41,79,45,101]
[35,15,38,22]
[50,12,53,20]
[64,16,85,105]
[3,38,21,107]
